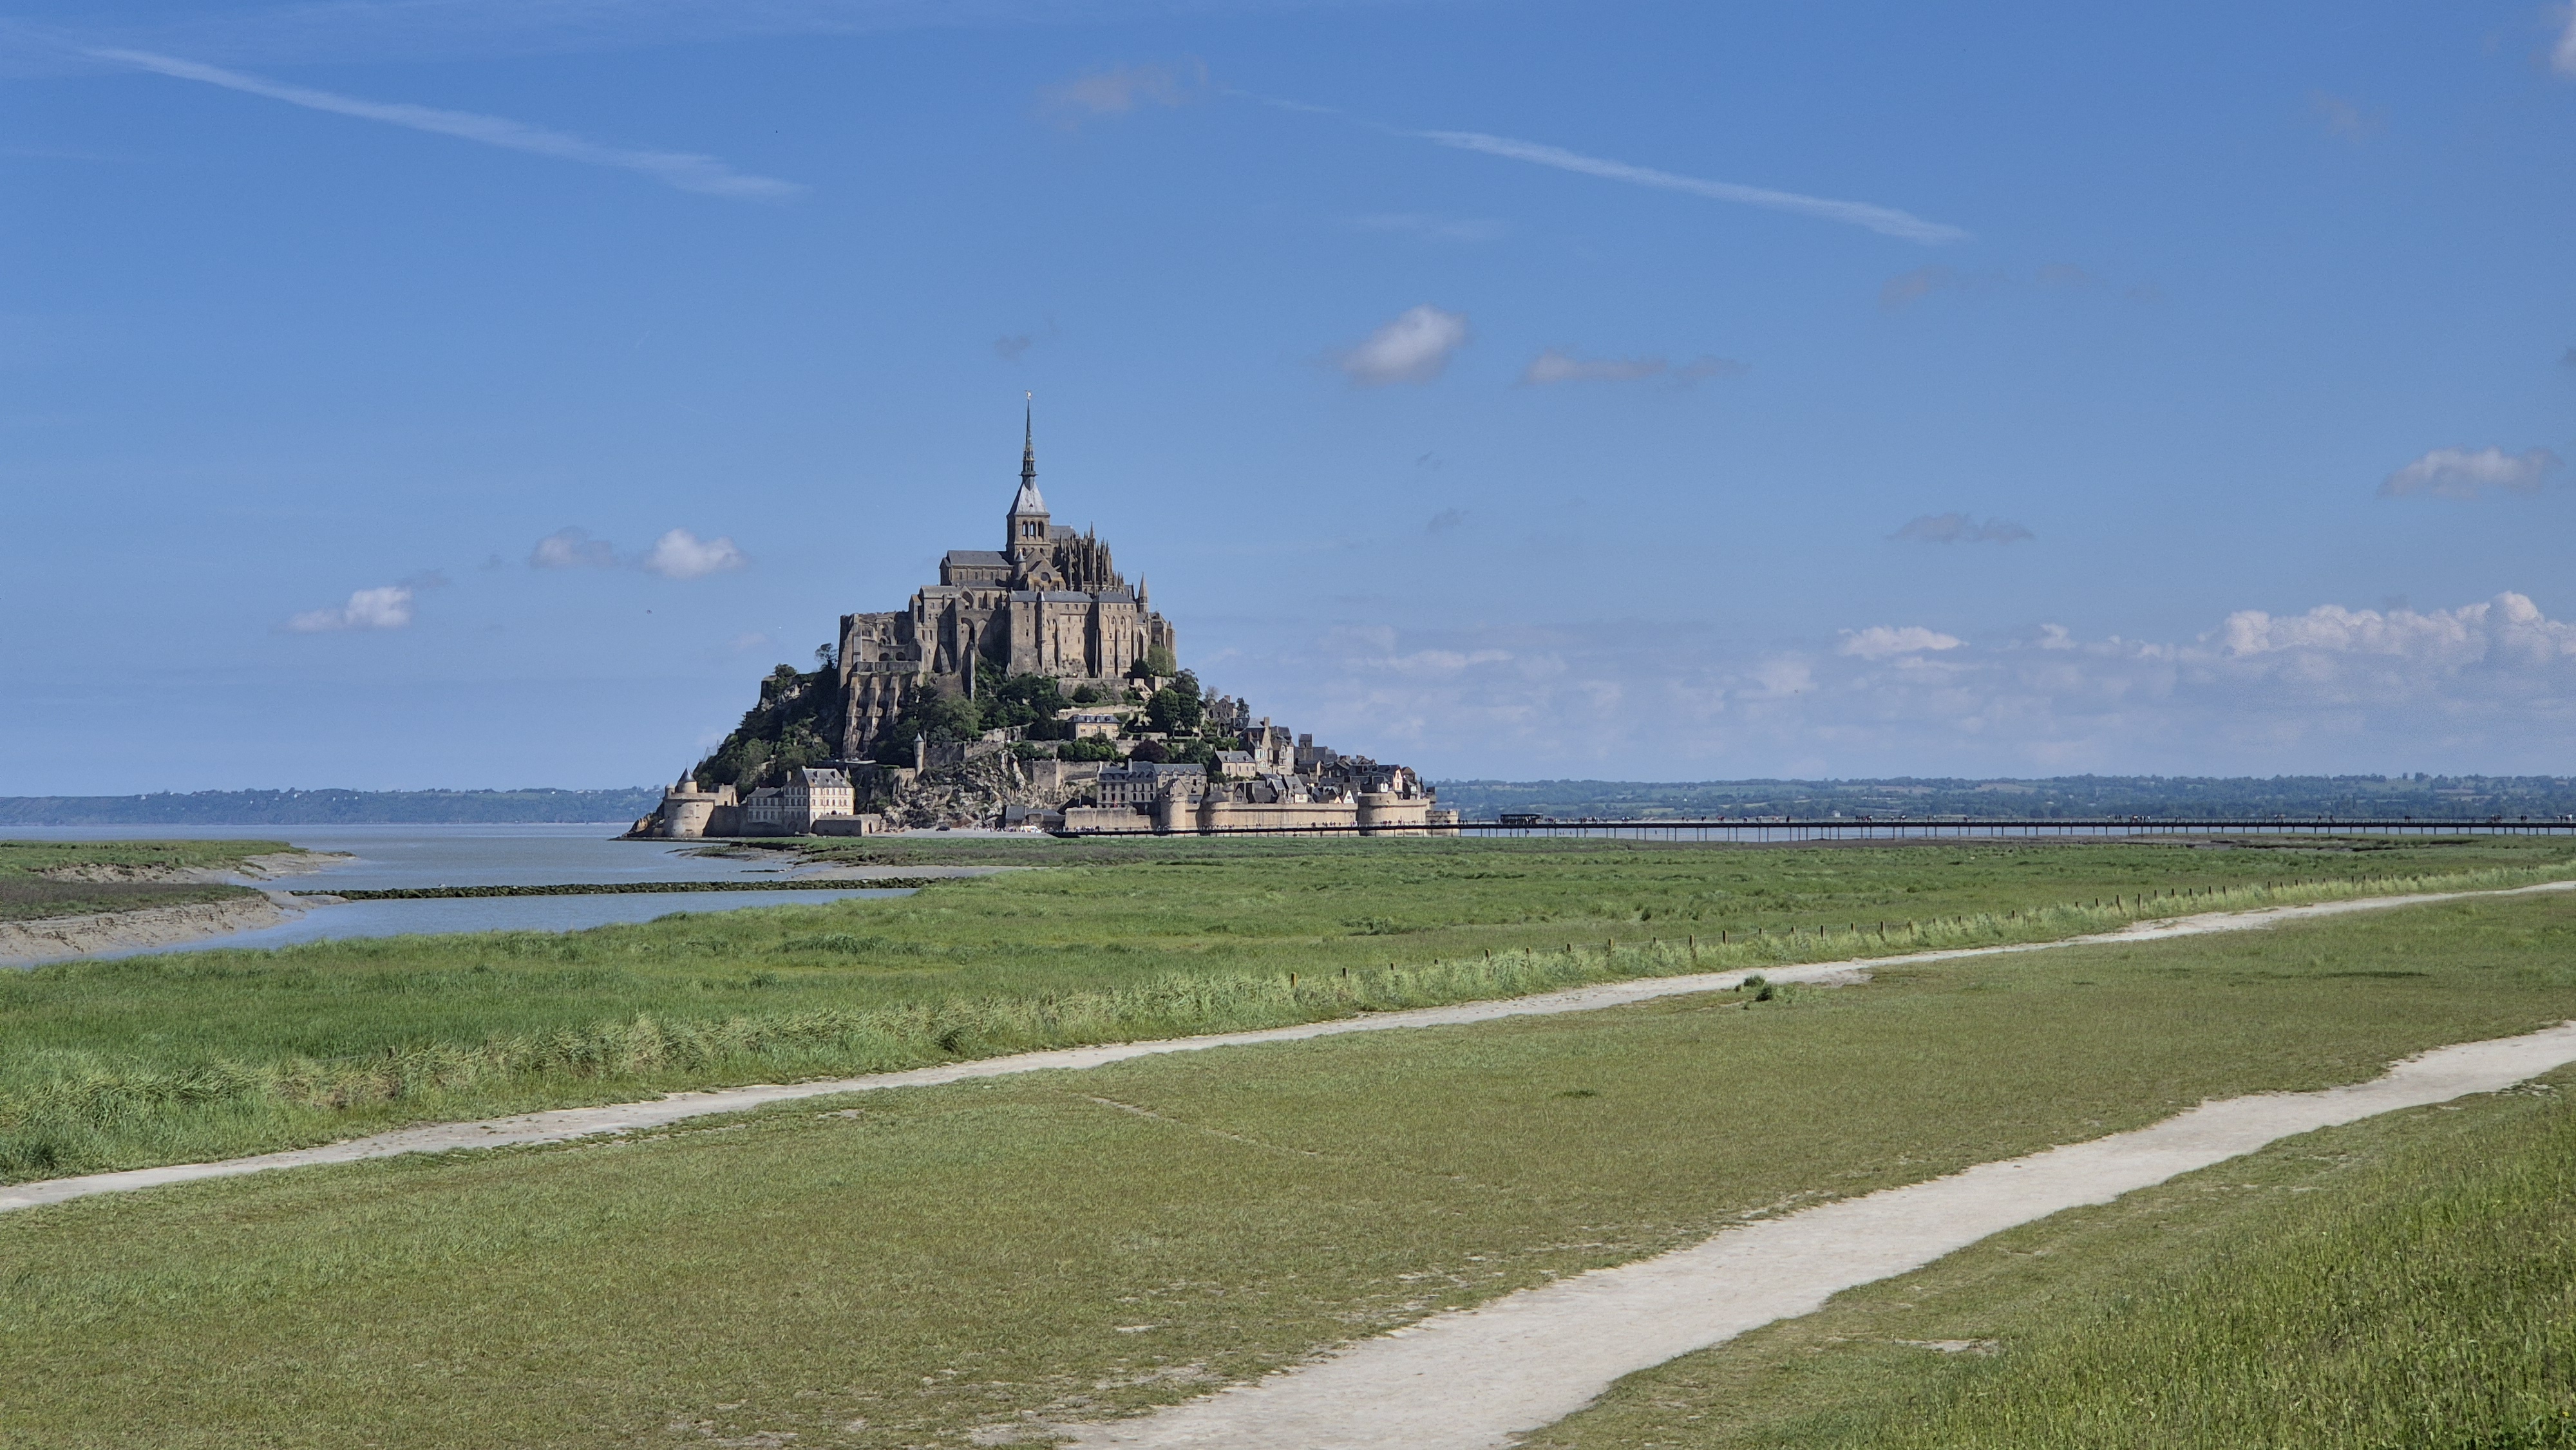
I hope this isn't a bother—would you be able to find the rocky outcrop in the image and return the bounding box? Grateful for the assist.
[884,755,1097,829]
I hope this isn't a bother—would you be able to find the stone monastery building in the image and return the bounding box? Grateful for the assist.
[838,410,1178,760]
[634,408,1452,839]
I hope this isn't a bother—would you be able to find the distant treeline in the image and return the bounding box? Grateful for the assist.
[1433,775,2576,823]
[0,788,665,827]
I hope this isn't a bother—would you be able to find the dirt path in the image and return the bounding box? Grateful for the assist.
[3,880,2566,1216]
[1061,1020,2576,1449]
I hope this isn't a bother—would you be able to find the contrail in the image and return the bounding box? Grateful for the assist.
[1229,87,1967,244]
[92,47,803,200]
[1418,129,1967,244]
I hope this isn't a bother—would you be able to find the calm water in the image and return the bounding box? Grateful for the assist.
[7,824,914,959]
[9,822,810,889]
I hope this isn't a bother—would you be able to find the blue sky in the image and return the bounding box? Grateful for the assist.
[4,0,2573,791]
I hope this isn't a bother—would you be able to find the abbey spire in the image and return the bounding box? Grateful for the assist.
[1006,393,1051,563]
[1020,397,1037,488]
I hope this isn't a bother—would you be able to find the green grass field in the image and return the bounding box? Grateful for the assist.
[1532,1068,2576,1450]
[0,838,291,924]
[4,835,2568,1178]
[1,890,2570,1448]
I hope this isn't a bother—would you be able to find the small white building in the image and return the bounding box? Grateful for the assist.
[740,766,858,834]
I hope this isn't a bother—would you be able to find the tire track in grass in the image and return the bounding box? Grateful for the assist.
[4,880,2569,1216]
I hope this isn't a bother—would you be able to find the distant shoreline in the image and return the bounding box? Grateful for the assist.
[0,789,659,827]
[5,775,2573,828]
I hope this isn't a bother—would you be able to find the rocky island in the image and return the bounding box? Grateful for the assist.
[635,412,1451,838]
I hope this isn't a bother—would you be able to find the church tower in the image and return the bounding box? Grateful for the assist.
[1006,398,1050,568]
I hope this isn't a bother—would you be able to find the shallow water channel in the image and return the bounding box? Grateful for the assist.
[10,824,916,957]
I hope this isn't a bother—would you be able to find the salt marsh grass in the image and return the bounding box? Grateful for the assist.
[3,893,2571,1448]
[0,839,290,923]
[3,837,2568,1178]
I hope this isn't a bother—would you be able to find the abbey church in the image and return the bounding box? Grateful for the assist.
[838,412,1179,758]
[636,409,1449,838]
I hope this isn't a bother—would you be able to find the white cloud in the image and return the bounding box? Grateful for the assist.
[1236,590,2576,780]
[1336,305,1469,386]
[1879,264,2010,311]
[2379,446,2559,500]
[2558,8,2576,76]
[1521,349,1663,385]
[93,48,801,199]
[1519,349,1745,384]
[1891,513,2034,544]
[2308,91,2380,140]
[642,528,748,579]
[2217,594,2576,668]
[1037,61,1202,126]
[1348,212,1506,243]
[1416,130,1969,245]
[286,584,413,632]
[1882,263,2155,311]
[1839,625,1966,659]
[529,526,616,569]
[1675,356,1750,381]
[1518,350,1747,386]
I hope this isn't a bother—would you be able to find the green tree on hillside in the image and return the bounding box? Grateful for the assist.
[693,663,845,790]
[1146,670,1204,733]
[867,693,985,765]
[981,673,1072,739]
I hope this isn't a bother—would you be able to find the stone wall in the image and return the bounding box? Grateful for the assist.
[1064,805,1154,834]
[1182,798,1363,835]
